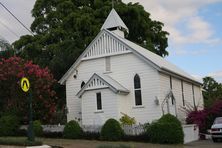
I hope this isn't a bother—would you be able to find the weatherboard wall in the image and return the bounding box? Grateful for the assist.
[65,57,105,123]
[159,73,203,121]
[81,89,119,125]
[107,53,161,124]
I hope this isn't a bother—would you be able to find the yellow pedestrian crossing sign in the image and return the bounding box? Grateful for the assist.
[20,77,30,92]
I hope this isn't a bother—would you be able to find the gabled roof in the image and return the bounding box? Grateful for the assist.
[76,73,129,97]
[106,30,201,84]
[101,8,129,33]
[59,29,201,85]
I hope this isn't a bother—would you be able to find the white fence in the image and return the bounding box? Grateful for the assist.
[82,124,145,135]
[121,125,145,135]
[20,125,65,132]
[21,124,199,144]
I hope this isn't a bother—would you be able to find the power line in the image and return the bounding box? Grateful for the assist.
[0,19,19,38]
[0,2,34,35]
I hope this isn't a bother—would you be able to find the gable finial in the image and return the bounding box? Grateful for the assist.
[112,0,114,8]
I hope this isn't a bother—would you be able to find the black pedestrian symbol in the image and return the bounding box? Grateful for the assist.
[23,80,29,89]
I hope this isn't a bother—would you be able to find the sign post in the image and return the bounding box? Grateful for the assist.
[20,77,35,141]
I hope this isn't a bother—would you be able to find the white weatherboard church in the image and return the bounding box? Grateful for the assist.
[59,9,203,126]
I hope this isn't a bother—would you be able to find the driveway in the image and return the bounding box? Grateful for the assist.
[185,140,222,148]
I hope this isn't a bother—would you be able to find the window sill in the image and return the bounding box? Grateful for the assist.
[103,71,112,74]
[132,105,145,109]
[94,110,104,113]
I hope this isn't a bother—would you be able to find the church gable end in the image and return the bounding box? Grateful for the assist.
[82,31,131,60]
[86,76,107,90]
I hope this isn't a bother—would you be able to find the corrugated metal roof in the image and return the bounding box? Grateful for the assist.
[107,30,201,84]
[101,8,129,32]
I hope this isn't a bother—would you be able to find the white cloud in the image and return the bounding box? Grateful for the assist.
[208,71,222,83]
[192,71,222,83]
[123,0,222,46]
[171,48,208,56]
[191,74,203,83]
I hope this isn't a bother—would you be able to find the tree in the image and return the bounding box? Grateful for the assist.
[0,37,12,51]
[202,76,222,108]
[0,56,57,124]
[0,37,14,58]
[13,0,169,81]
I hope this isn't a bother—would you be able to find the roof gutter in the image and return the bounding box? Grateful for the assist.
[160,68,202,86]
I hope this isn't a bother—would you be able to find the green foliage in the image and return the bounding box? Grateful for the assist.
[101,118,124,141]
[119,114,136,125]
[202,76,222,108]
[158,113,181,125]
[33,120,43,137]
[63,120,83,139]
[0,137,42,146]
[146,114,184,144]
[0,115,19,136]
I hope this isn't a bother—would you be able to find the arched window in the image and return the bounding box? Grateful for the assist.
[81,81,85,88]
[134,74,142,106]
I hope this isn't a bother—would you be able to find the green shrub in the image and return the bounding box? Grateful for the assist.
[100,118,124,141]
[0,115,19,136]
[33,120,43,137]
[119,114,136,125]
[146,114,184,144]
[158,114,181,125]
[63,120,83,139]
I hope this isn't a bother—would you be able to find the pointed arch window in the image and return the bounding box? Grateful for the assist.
[81,81,85,88]
[134,74,142,106]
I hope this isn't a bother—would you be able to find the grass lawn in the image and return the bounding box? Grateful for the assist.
[0,137,42,147]
[0,137,184,148]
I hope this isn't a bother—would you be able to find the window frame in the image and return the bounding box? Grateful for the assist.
[96,92,102,110]
[134,74,142,106]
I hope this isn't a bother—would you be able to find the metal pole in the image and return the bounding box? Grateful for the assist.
[27,89,35,141]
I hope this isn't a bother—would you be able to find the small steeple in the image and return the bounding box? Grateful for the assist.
[101,8,128,38]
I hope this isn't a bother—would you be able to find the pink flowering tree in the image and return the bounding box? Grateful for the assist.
[0,56,57,124]
[186,100,222,133]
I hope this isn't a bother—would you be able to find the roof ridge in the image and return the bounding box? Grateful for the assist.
[106,30,201,84]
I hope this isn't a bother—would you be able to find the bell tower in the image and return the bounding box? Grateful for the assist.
[101,9,129,38]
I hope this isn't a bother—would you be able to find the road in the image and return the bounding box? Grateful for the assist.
[0,139,221,148]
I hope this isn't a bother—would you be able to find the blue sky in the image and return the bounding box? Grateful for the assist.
[167,1,222,82]
[0,0,222,82]
[123,0,222,82]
